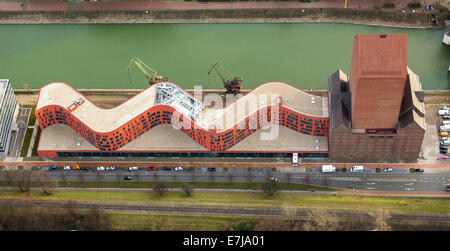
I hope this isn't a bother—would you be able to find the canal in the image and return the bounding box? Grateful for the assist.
[0,23,448,90]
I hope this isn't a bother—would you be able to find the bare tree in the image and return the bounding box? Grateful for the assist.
[260,180,280,197]
[209,171,216,183]
[304,174,311,185]
[153,182,168,197]
[303,209,340,231]
[172,172,177,181]
[38,172,58,196]
[191,172,196,183]
[115,171,122,182]
[182,183,193,197]
[77,171,85,182]
[10,169,34,193]
[286,172,292,183]
[227,172,234,183]
[265,171,273,182]
[95,171,104,182]
[322,177,329,188]
[59,171,68,182]
[282,203,298,230]
[369,209,391,231]
[246,170,254,182]
[134,170,141,183]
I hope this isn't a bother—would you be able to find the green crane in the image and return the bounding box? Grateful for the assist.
[127,57,168,86]
[208,62,242,94]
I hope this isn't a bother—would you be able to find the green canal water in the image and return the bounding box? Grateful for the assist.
[0,23,449,90]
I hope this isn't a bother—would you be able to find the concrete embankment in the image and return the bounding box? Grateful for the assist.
[0,8,442,28]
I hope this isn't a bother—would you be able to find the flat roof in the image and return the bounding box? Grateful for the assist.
[37,81,329,134]
[38,123,328,153]
[354,34,408,79]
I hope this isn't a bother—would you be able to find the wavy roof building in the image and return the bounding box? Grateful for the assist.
[36,81,330,157]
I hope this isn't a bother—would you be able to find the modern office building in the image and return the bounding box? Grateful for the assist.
[35,82,329,157]
[328,34,425,160]
[0,79,19,157]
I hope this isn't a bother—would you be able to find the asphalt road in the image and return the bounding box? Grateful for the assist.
[3,168,448,192]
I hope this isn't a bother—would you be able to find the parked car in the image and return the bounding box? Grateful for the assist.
[48,166,57,171]
[414,168,424,173]
[162,167,172,171]
[442,137,449,141]
[443,115,450,119]
[123,175,132,180]
[72,165,81,170]
[440,150,448,154]
[81,167,90,171]
[105,166,116,171]
[270,177,278,182]
[349,165,364,172]
[63,166,71,170]
[207,168,216,172]
[147,166,156,171]
[32,166,42,170]
[441,131,449,137]
[174,167,184,171]
[96,166,105,171]
[383,168,393,172]
[440,145,448,150]
[128,166,139,171]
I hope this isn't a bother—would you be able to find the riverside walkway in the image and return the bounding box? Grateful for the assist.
[0,0,440,13]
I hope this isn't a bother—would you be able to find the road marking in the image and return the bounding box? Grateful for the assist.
[330,177,361,182]
[366,187,376,190]
[366,182,376,185]
[405,188,414,191]
[404,183,414,186]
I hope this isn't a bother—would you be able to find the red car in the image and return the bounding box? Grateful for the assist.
[147,166,156,171]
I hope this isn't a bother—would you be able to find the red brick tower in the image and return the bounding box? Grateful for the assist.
[349,34,408,129]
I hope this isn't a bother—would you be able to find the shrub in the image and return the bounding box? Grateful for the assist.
[382,2,396,9]
[182,183,193,197]
[341,168,347,173]
[230,221,257,231]
[407,2,422,9]
[260,180,281,196]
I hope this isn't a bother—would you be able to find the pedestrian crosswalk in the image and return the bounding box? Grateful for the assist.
[329,177,362,182]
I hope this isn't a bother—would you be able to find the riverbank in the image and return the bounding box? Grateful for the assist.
[0,7,445,29]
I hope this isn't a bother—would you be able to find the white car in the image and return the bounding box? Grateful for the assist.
[174,166,184,171]
[105,166,116,171]
[128,166,139,171]
[63,166,71,170]
[383,168,393,172]
[270,177,278,182]
[96,166,105,171]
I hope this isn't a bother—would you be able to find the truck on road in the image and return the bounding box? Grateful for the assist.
[322,165,336,173]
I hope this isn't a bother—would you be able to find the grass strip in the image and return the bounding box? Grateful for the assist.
[20,128,34,157]
[0,189,449,215]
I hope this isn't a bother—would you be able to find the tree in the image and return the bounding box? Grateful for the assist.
[369,209,391,231]
[246,169,254,182]
[59,171,68,182]
[260,180,280,197]
[153,182,168,197]
[322,177,329,188]
[10,169,34,193]
[172,172,177,181]
[285,172,292,183]
[134,170,141,183]
[265,171,273,182]
[38,172,58,196]
[182,183,193,197]
[282,203,298,230]
[82,205,111,231]
[115,171,122,182]
[304,174,311,185]
[227,172,234,183]
[191,172,196,183]
[152,172,159,182]
[77,171,85,182]
[95,171,104,182]
[303,209,340,231]
[209,171,216,183]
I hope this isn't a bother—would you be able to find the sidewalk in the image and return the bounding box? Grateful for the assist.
[0,0,442,13]
[338,189,450,197]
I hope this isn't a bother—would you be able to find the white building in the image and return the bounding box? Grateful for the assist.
[0,80,19,157]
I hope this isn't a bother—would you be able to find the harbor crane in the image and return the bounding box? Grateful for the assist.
[207,62,242,94]
[127,57,168,86]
